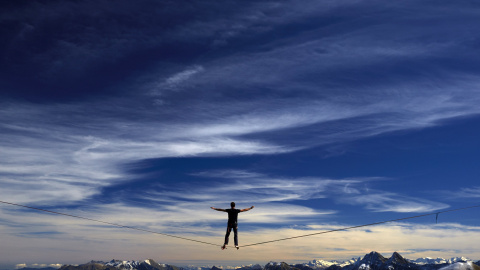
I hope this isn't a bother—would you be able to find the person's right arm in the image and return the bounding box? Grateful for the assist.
[211,207,227,212]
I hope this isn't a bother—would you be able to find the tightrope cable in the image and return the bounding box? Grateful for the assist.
[1,200,479,248]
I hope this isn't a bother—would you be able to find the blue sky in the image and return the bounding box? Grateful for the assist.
[1,0,480,268]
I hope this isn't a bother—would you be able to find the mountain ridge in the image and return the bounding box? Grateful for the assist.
[14,252,480,270]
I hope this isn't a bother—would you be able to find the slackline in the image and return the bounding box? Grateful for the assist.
[1,200,479,248]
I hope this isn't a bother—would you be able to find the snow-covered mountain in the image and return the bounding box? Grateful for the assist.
[104,260,166,270]
[15,252,479,270]
[58,259,181,270]
[438,262,480,270]
[258,252,477,270]
[305,258,358,268]
[297,252,475,270]
[411,258,470,265]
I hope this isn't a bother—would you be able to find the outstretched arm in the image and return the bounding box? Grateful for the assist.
[211,207,227,212]
[240,206,254,212]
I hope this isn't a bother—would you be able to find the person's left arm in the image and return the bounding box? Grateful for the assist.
[240,206,254,212]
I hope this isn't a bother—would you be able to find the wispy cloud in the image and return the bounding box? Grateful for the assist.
[442,186,480,200]
[457,187,480,198]
[184,170,368,203]
[4,0,356,81]
[152,65,205,95]
[159,170,447,214]
[0,101,297,205]
[344,192,449,213]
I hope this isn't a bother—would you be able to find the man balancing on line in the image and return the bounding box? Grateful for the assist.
[211,202,254,250]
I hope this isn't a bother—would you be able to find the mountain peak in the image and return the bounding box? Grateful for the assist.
[264,262,300,270]
[361,251,387,265]
[387,252,409,265]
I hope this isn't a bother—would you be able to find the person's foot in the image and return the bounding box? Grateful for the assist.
[221,245,226,250]
[235,245,239,250]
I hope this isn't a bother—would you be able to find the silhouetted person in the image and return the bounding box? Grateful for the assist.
[211,202,254,250]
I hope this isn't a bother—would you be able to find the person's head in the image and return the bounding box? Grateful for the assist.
[231,202,235,208]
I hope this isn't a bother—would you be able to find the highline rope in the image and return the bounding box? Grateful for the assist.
[1,200,479,248]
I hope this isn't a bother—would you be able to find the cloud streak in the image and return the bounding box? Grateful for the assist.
[189,170,448,213]
[344,193,449,213]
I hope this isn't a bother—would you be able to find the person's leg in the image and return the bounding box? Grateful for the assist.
[233,226,238,246]
[224,226,232,245]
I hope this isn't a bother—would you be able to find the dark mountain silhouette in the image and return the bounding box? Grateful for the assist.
[59,263,117,270]
[264,262,302,270]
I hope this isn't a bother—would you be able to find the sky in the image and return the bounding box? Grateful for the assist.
[1,0,480,269]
